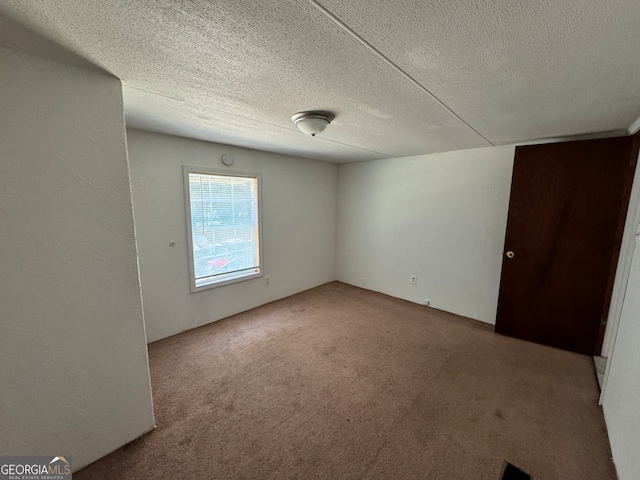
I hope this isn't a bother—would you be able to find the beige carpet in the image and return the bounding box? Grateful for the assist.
[76,282,615,479]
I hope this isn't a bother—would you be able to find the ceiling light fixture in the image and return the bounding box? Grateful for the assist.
[291,111,335,137]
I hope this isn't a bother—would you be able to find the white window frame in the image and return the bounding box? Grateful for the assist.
[183,165,263,292]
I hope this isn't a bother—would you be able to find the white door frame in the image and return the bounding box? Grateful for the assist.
[600,147,640,404]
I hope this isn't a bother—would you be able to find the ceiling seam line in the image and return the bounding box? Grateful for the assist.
[124,85,392,158]
[306,0,494,147]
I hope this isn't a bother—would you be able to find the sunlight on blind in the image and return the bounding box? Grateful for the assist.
[188,172,260,287]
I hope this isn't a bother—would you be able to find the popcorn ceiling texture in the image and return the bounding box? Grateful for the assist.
[0,0,639,162]
[319,0,640,145]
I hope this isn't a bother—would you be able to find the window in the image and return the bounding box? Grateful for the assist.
[184,166,262,291]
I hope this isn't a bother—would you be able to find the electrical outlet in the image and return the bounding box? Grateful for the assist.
[265,276,270,285]
[410,275,418,285]
[362,278,367,287]
[423,299,430,306]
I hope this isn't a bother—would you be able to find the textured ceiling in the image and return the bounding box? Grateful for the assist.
[1,0,639,163]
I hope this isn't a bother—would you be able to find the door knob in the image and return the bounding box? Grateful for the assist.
[506,251,515,258]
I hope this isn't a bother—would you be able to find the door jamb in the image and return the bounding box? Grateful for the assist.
[600,147,640,404]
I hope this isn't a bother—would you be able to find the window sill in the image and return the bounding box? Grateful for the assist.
[191,270,262,293]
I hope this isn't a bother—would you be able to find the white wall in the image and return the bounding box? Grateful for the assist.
[337,146,515,324]
[0,48,154,468]
[127,129,338,342]
[603,233,640,479]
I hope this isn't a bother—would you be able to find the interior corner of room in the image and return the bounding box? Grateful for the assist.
[1,2,640,479]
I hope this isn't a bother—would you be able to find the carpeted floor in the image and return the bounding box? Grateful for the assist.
[76,282,615,479]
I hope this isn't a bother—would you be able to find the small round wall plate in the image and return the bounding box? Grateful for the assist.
[221,152,234,166]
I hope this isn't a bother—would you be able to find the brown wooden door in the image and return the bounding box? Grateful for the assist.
[495,137,635,355]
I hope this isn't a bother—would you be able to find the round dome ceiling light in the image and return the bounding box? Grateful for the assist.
[291,111,335,136]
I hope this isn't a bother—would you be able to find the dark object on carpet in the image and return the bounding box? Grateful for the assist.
[502,461,531,479]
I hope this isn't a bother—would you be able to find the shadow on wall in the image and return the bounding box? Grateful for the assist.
[0,10,108,74]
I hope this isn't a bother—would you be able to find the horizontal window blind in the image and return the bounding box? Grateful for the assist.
[187,172,260,288]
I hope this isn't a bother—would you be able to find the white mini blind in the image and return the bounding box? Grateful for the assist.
[187,171,260,289]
